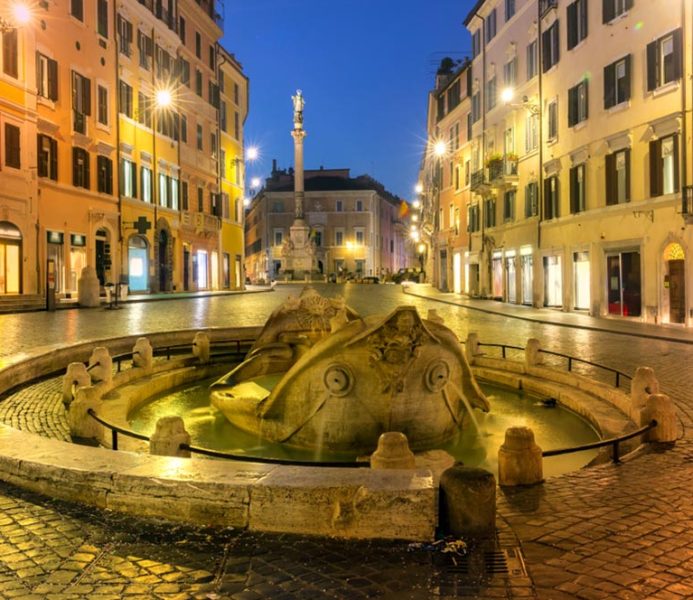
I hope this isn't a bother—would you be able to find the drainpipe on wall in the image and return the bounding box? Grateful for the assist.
[536,0,545,308]
[114,0,122,285]
[681,0,688,208]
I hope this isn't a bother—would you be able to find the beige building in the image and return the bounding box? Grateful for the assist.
[245,167,411,282]
[443,0,693,326]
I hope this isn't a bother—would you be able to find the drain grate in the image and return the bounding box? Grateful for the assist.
[442,546,527,579]
[443,553,470,575]
[485,547,527,577]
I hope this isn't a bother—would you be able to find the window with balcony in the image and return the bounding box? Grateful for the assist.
[37,134,57,180]
[568,79,588,126]
[37,53,58,101]
[567,0,587,50]
[72,147,90,189]
[647,29,682,91]
[604,55,631,108]
[606,149,630,205]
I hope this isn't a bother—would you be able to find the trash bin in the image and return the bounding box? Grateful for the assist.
[119,284,129,301]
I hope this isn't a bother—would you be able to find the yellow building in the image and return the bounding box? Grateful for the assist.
[0,0,247,301]
[450,0,693,326]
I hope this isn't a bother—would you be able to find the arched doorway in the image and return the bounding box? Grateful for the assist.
[128,236,149,292]
[0,221,21,294]
[664,243,686,324]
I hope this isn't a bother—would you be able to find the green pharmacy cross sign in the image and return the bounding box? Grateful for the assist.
[124,217,152,235]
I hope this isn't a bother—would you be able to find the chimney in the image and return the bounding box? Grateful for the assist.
[272,159,277,174]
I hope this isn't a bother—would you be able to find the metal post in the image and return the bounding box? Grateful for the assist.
[612,440,620,464]
[112,429,118,451]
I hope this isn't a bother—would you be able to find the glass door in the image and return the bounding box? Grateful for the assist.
[607,251,641,316]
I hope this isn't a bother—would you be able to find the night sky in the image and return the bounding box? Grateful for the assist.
[223,0,475,200]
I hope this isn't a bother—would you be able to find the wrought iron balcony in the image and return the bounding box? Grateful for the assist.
[487,157,519,186]
[470,169,488,192]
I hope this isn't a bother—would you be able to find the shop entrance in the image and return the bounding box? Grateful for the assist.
[607,250,641,317]
[0,221,21,294]
[664,243,685,324]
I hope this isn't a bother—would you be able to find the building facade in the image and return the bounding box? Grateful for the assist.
[245,167,411,282]
[422,0,693,327]
[0,0,247,300]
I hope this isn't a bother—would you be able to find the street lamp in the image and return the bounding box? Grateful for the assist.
[433,140,447,158]
[0,2,31,31]
[246,146,259,161]
[250,177,261,190]
[415,182,423,194]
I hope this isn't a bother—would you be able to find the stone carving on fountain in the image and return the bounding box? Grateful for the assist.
[211,288,489,454]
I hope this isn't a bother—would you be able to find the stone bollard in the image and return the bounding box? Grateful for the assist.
[631,366,659,414]
[439,465,496,538]
[78,266,100,307]
[150,416,191,457]
[465,332,480,364]
[192,332,210,364]
[62,362,90,406]
[525,338,543,366]
[67,386,103,440]
[498,427,543,486]
[88,347,113,385]
[370,432,416,469]
[427,309,444,325]
[132,337,153,371]
[641,393,677,443]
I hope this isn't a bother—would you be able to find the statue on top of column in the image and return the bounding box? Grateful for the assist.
[292,90,305,128]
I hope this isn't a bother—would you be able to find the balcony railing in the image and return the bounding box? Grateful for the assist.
[487,157,519,184]
[470,169,487,192]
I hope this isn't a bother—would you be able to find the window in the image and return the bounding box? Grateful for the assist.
[220,101,227,132]
[179,16,186,44]
[355,229,365,246]
[72,147,90,189]
[181,180,188,210]
[37,134,57,180]
[484,198,496,228]
[527,40,538,80]
[220,149,226,179]
[208,81,219,108]
[97,0,108,37]
[336,200,343,212]
[567,0,587,50]
[466,113,472,141]
[141,166,152,203]
[525,112,538,152]
[606,149,630,205]
[356,200,363,212]
[195,69,202,96]
[170,178,179,210]
[472,92,481,123]
[472,30,481,58]
[544,176,559,219]
[71,71,91,134]
[119,81,133,118]
[603,0,632,23]
[525,182,539,217]
[570,164,586,214]
[542,21,560,72]
[3,123,19,168]
[2,29,18,78]
[650,135,679,197]
[195,32,201,58]
[485,9,497,43]
[547,99,558,140]
[314,230,322,247]
[209,45,215,70]
[503,57,517,87]
[504,190,516,221]
[468,204,480,232]
[568,80,588,126]
[97,156,113,194]
[137,92,151,127]
[465,159,471,186]
[71,0,83,21]
[120,159,136,198]
[97,85,108,125]
[197,187,203,212]
[447,80,461,112]
[274,229,283,247]
[604,56,631,108]
[505,0,515,20]
[647,29,682,91]
[179,58,190,86]
[234,112,239,139]
[36,53,58,100]
[180,115,187,142]
[234,82,240,105]
[159,173,167,206]
[485,76,496,111]
[210,132,217,159]
[196,124,203,151]
[138,31,153,70]
[335,230,344,246]
[117,16,133,57]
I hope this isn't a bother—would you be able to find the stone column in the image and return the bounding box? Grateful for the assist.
[291,129,307,222]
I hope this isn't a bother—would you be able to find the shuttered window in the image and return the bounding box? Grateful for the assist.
[603,0,632,24]
[647,29,682,91]
[36,53,58,101]
[542,21,560,72]
[544,176,559,219]
[567,0,587,50]
[72,71,91,134]
[37,135,58,180]
[568,80,588,126]
[650,135,679,197]
[72,147,90,189]
[97,0,108,37]
[570,164,586,214]
[97,156,113,195]
[4,124,20,169]
[525,182,539,217]
[119,81,133,118]
[2,29,18,78]
[605,149,630,205]
[604,55,631,108]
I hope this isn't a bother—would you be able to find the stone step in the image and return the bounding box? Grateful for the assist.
[0,295,46,314]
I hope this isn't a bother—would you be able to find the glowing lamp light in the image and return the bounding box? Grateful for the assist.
[413,199,421,209]
[12,2,31,25]
[155,88,173,109]
[250,177,261,189]
[411,214,418,222]
[411,231,420,242]
[415,183,424,194]
[433,140,447,157]
[246,146,259,161]
[243,197,251,207]
[346,240,354,249]
[501,87,515,104]
[417,243,426,254]
[410,224,418,233]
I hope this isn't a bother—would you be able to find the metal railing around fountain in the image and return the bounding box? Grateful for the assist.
[87,409,366,467]
[476,342,633,389]
[541,419,658,464]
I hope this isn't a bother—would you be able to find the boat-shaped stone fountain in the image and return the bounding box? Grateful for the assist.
[211,287,490,454]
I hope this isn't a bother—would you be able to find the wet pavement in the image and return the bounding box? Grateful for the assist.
[0,283,691,599]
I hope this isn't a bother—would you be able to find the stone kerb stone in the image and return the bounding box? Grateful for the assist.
[150,416,191,458]
[525,338,542,366]
[641,393,677,443]
[439,465,496,538]
[88,347,113,385]
[370,432,416,469]
[62,362,90,406]
[498,426,543,486]
[132,337,153,371]
[192,332,210,364]
[631,366,659,417]
[78,266,100,307]
[465,332,480,365]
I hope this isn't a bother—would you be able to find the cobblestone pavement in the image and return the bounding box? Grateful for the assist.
[0,284,691,598]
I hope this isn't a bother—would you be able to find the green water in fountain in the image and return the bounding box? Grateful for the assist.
[129,375,600,477]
